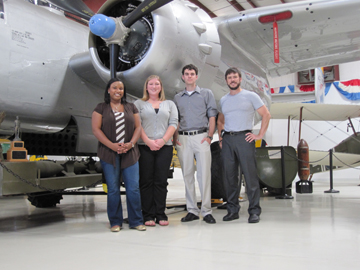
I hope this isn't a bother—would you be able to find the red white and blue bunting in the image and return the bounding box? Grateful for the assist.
[271,79,360,101]
[271,83,331,94]
[333,79,360,100]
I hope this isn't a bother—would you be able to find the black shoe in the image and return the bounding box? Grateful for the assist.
[248,214,260,223]
[203,214,216,224]
[181,212,199,222]
[223,212,239,221]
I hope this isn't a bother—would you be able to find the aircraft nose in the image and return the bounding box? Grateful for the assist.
[89,14,116,39]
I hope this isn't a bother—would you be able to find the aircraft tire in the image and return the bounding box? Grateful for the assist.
[27,192,63,208]
[210,142,227,201]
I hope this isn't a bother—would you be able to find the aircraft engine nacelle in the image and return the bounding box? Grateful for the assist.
[88,0,221,99]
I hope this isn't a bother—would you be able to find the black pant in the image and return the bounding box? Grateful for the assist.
[138,145,173,222]
[222,132,261,215]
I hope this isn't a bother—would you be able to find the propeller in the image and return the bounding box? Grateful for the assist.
[47,0,95,20]
[89,0,173,79]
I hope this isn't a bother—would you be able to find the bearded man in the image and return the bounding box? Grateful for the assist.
[217,67,271,223]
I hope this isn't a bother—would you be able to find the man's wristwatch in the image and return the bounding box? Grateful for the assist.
[207,135,213,140]
[130,141,134,148]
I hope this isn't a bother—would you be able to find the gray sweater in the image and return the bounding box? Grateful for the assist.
[134,99,178,146]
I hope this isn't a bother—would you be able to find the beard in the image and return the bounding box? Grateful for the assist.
[227,82,240,91]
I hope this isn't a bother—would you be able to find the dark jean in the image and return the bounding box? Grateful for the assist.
[100,155,143,228]
[138,145,173,222]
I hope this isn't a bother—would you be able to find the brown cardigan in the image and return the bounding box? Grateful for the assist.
[94,102,140,168]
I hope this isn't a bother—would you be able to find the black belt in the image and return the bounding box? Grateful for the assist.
[179,128,207,136]
[224,130,252,136]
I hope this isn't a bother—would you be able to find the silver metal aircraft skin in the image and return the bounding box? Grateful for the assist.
[1,0,360,155]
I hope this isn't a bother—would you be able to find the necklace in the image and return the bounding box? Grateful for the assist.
[112,103,122,112]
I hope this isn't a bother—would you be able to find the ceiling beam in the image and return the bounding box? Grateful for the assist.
[227,0,258,11]
[246,0,257,9]
[188,0,217,18]
[227,0,245,11]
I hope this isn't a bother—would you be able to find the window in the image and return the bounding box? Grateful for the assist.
[298,65,339,85]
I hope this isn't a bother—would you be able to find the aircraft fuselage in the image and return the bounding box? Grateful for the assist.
[0,0,102,137]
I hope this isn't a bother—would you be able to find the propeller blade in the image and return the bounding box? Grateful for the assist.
[109,44,120,79]
[122,0,173,27]
[47,0,94,20]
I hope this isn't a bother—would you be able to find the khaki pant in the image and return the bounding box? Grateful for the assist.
[177,133,212,217]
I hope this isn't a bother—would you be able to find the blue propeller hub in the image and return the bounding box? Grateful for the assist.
[89,14,116,39]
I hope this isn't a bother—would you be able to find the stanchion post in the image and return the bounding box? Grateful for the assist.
[276,146,294,199]
[324,149,339,193]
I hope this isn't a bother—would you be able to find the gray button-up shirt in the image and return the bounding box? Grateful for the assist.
[134,99,178,146]
[173,86,217,131]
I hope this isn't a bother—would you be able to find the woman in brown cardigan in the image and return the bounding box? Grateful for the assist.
[92,78,145,232]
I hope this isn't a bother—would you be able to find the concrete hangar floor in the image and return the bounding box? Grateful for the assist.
[0,168,359,270]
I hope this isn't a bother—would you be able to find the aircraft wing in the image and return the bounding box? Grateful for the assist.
[216,0,360,77]
[270,103,360,121]
[309,150,360,167]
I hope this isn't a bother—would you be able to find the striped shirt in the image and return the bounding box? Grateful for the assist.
[114,111,125,143]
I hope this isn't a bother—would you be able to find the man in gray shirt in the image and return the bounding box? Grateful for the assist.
[173,64,217,224]
[217,67,271,224]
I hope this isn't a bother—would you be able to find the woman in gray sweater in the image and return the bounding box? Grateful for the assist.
[134,75,178,226]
